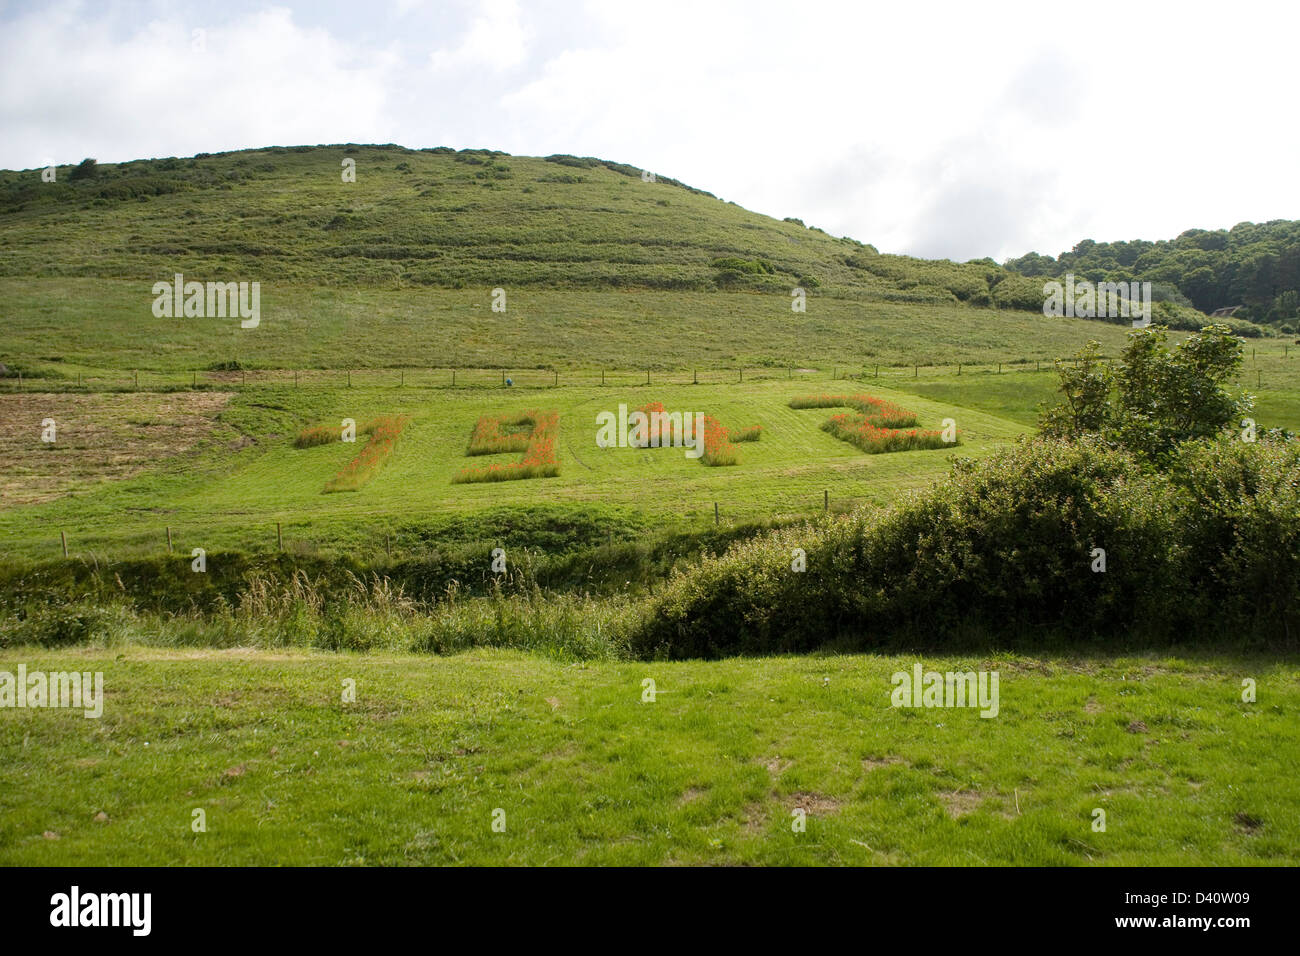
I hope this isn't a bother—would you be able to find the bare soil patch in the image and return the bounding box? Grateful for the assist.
[0,391,233,507]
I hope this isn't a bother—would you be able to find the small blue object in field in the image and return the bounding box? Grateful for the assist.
[505,377,513,386]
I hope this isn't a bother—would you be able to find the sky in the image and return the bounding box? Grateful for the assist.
[1,0,1296,262]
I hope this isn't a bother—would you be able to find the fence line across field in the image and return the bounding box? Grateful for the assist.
[12,353,1291,393]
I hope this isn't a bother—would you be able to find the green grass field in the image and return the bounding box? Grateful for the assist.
[5,344,1295,560]
[3,143,1298,868]
[2,646,1295,866]
[0,375,1021,558]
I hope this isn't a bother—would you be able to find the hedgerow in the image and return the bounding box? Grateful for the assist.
[627,437,1300,658]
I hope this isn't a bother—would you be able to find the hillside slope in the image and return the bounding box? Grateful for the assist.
[0,143,1209,318]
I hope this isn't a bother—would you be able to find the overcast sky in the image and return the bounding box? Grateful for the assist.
[2,0,1296,262]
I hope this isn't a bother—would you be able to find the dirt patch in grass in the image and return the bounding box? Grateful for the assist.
[0,391,234,507]
[763,756,793,775]
[739,800,768,834]
[786,791,842,815]
[863,755,906,772]
[679,786,707,805]
[940,788,985,819]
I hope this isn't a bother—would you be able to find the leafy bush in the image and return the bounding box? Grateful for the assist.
[1041,325,1251,463]
[69,158,98,181]
[0,602,127,648]
[627,437,1297,658]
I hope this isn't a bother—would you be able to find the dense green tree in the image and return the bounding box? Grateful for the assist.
[69,157,98,181]
[1006,220,1300,328]
[1040,324,1252,462]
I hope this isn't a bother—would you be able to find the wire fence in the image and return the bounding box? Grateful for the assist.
[0,357,1154,393]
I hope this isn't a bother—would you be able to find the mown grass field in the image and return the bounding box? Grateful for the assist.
[4,341,1296,560]
[0,376,1021,558]
[2,646,1296,866]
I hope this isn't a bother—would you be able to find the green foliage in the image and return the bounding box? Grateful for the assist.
[69,158,98,181]
[1040,324,1252,461]
[628,437,1300,658]
[1039,341,1114,438]
[1005,220,1300,330]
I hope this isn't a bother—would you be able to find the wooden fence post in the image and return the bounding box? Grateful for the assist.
[166,526,173,553]
[277,522,283,551]
[824,489,829,512]
[714,502,719,525]
[61,531,68,558]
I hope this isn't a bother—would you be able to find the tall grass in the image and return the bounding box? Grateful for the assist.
[294,423,340,448]
[465,412,536,455]
[636,401,758,465]
[0,570,635,660]
[323,415,410,492]
[453,409,560,483]
[789,393,918,427]
[700,415,739,466]
[790,393,955,453]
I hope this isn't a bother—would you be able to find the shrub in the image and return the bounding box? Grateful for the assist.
[0,602,127,648]
[627,439,1208,658]
[1173,438,1300,637]
[69,158,98,181]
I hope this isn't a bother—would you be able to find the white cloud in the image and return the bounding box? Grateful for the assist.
[429,0,527,72]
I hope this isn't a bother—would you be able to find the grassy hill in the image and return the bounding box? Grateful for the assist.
[1,143,1245,338]
[1,144,1010,300]
[1,143,1293,564]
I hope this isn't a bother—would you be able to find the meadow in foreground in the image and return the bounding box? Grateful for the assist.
[1,645,1294,866]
